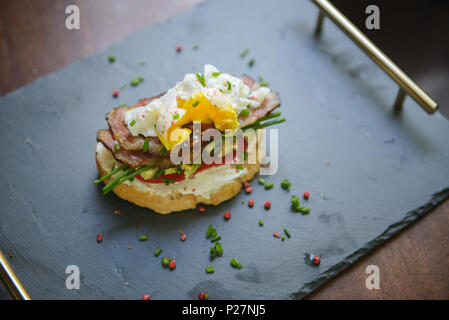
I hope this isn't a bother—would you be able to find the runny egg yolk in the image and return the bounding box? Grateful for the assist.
[159,91,240,150]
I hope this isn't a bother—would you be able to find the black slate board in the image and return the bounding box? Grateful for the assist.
[1,0,449,300]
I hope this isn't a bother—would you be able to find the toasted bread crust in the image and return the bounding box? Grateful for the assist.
[96,143,260,214]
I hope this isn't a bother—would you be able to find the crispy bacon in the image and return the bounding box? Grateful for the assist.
[106,95,166,155]
[239,75,281,127]
[97,129,173,168]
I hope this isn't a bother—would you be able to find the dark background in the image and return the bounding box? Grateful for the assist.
[0,0,448,299]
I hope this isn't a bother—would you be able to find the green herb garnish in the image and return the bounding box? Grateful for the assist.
[211,235,221,242]
[240,108,250,116]
[284,229,291,238]
[193,45,199,50]
[139,235,148,241]
[214,242,223,255]
[206,225,217,238]
[114,144,120,151]
[154,168,165,179]
[258,178,265,185]
[212,72,221,77]
[192,101,200,108]
[94,164,128,185]
[154,248,163,257]
[281,179,291,190]
[130,77,144,86]
[108,55,115,63]
[264,182,274,190]
[205,266,215,274]
[162,177,175,185]
[248,58,255,67]
[162,257,170,268]
[196,73,206,87]
[236,165,244,170]
[173,113,180,120]
[227,81,232,91]
[291,195,300,208]
[129,120,136,127]
[143,138,149,152]
[259,219,264,226]
[230,258,242,269]
[210,247,217,260]
[160,147,167,156]
[240,48,249,58]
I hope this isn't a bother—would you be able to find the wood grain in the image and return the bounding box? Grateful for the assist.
[0,0,448,300]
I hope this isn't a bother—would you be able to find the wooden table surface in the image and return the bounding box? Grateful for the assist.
[0,0,448,300]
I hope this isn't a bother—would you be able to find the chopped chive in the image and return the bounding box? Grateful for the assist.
[162,177,175,185]
[120,84,127,90]
[154,248,163,257]
[264,182,274,190]
[281,179,291,190]
[119,102,128,107]
[143,138,149,152]
[227,81,232,91]
[240,48,249,58]
[243,151,248,160]
[258,178,265,185]
[230,258,242,269]
[240,108,250,116]
[94,164,128,184]
[281,236,285,241]
[212,72,221,77]
[102,167,134,195]
[204,292,209,299]
[162,257,170,268]
[139,235,148,241]
[291,195,300,208]
[193,45,199,50]
[108,55,115,63]
[196,73,206,87]
[211,235,221,242]
[176,166,184,175]
[129,120,136,127]
[248,58,255,67]
[154,168,165,179]
[205,266,215,274]
[173,113,180,120]
[210,247,217,260]
[130,77,144,86]
[214,242,223,255]
[260,81,269,87]
[259,219,264,226]
[206,225,217,238]
[160,147,167,156]
[301,207,311,214]
[192,101,200,108]
[284,229,291,238]
[236,165,244,170]
[114,144,120,151]
[138,61,146,65]
[219,89,223,93]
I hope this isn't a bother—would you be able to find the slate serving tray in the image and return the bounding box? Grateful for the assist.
[1,0,449,299]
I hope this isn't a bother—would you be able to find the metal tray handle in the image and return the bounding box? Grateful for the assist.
[312,0,438,114]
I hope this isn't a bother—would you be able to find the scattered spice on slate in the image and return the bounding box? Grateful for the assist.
[264,182,274,190]
[264,200,271,209]
[230,258,242,269]
[281,179,291,190]
[154,248,163,257]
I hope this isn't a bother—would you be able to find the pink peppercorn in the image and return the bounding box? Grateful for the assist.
[248,199,254,207]
[304,191,310,200]
[198,205,206,213]
[180,234,187,241]
[142,294,151,300]
[264,200,271,209]
[245,187,253,194]
[273,232,280,239]
[243,182,251,188]
[112,89,119,98]
[224,211,231,220]
[198,292,205,300]
[96,234,103,243]
[169,259,176,270]
[176,44,183,52]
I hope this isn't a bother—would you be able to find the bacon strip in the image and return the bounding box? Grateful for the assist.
[97,129,173,168]
[106,95,166,155]
[239,75,281,127]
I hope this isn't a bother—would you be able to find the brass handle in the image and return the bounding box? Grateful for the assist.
[0,251,31,300]
[312,0,438,114]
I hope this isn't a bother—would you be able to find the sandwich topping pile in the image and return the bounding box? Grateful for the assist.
[95,64,284,213]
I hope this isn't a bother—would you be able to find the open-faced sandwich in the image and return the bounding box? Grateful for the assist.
[95,64,283,214]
